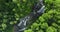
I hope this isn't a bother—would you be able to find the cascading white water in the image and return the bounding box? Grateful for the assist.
[14,0,45,32]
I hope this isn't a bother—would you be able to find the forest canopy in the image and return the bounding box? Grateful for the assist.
[0,0,60,32]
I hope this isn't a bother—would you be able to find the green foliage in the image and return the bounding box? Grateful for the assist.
[2,24,7,30]
[40,23,48,29]
[0,0,60,32]
[46,26,57,32]
[0,0,38,32]
[24,29,33,32]
[25,10,60,32]
[24,0,60,32]
[44,0,60,12]
[31,23,39,29]
[37,29,44,32]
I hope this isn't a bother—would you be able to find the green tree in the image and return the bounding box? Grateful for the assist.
[0,0,38,32]
[24,29,33,32]
[46,26,57,32]
[24,0,60,32]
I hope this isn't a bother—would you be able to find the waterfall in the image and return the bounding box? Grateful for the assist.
[14,0,45,32]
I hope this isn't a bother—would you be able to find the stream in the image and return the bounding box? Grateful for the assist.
[14,0,45,32]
